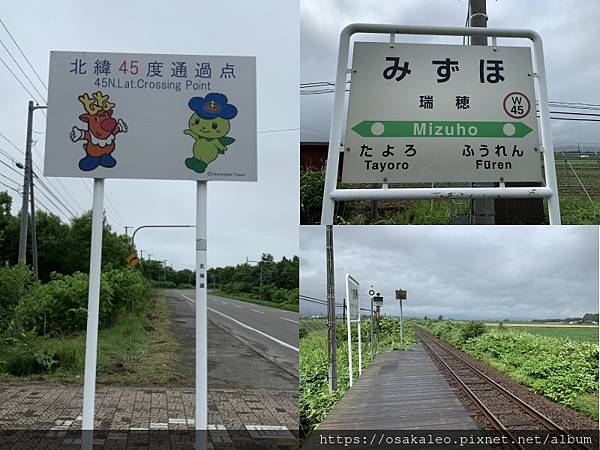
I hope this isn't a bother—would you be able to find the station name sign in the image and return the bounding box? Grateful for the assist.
[342,42,541,184]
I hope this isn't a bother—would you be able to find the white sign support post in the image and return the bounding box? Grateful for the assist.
[399,299,403,347]
[321,24,560,225]
[196,181,208,442]
[345,274,362,387]
[396,289,407,347]
[81,178,104,447]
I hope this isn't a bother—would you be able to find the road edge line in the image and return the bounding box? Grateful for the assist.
[178,293,299,352]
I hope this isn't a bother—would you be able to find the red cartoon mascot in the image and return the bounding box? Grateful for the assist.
[69,91,127,171]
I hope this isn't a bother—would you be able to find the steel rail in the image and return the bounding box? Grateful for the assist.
[416,328,525,450]
[416,327,591,450]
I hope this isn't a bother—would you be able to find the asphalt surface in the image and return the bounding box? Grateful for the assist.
[162,289,298,391]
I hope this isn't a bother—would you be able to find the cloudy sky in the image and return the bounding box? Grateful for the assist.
[300,226,599,320]
[0,0,299,269]
[301,0,600,146]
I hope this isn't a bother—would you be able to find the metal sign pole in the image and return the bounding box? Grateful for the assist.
[196,181,208,443]
[370,297,374,361]
[321,27,352,225]
[81,178,104,449]
[357,317,362,375]
[345,294,353,387]
[531,36,560,223]
[399,299,404,347]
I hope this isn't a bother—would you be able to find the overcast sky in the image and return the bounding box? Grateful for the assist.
[300,226,599,320]
[0,0,299,269]
[301,0,600,146]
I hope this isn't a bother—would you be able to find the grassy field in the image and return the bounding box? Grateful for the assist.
[484,323,599,343]
[0,295,185,385]
[212,290,299,312]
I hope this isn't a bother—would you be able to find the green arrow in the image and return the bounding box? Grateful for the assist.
[352,121,533,138]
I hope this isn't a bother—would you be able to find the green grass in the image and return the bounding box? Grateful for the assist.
[554,195,600,224]
[572,392,599,421]
[212,290,299,312]
[493,325,599,343]
[0,295,184,385]
[337,199,454,225]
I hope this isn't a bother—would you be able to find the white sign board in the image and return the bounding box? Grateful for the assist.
[347,276,360,322]
[345,273,362,387]
[342,42,541,183]
[45,51,256,181]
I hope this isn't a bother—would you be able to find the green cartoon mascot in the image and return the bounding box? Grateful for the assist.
[183,93,238,173]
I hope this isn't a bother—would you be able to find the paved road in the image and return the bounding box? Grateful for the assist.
[163,289,298,390]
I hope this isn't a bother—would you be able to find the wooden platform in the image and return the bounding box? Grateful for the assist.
[318,345,478,430]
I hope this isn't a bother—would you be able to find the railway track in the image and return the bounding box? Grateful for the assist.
[415,327,591,450]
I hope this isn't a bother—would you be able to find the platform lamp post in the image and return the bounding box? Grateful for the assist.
[370,289,384,360]
[395,289,407,346]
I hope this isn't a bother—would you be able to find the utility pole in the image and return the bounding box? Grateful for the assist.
[18,101,46,270]
[30,169,38,279]
[325,225,337,392]
[469,0,495,225]
[139,249,144,260]
[17,101,34,264]
[124,226,132,237]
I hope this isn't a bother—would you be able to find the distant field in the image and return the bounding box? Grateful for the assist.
[485,323,599,343]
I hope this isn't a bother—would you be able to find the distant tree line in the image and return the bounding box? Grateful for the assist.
[0,191,130,281]
[1,191,299,302]
[208,254,299,305]
[532,313,598,324]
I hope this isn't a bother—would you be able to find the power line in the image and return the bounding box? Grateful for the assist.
[0,20,134,222]
[0,16,48,90]
[0,157,22,177]
[2,133,82,217]
[0,36,47,102]
[31,179,74,221]
[0,174,61,219]
[0,172,20,189]
[0,53,45,104]
[0,131,23,155]
[34,175,77,218]
[2,129,92,221]
[0,179,19,192]
[258,127,300,134]
[29,142,83,213]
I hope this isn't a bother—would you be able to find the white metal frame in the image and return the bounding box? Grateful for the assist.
[321,23,561,225]
[345,273,362,387]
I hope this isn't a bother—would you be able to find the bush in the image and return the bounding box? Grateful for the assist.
[424,320,487,347]
[460,321,487,342]
[464,331,598,406]
[12,268,150,336]
[2,339,58,376]
[0,264,36,332]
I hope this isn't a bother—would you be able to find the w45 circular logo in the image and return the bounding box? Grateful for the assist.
[503,91,531,119]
